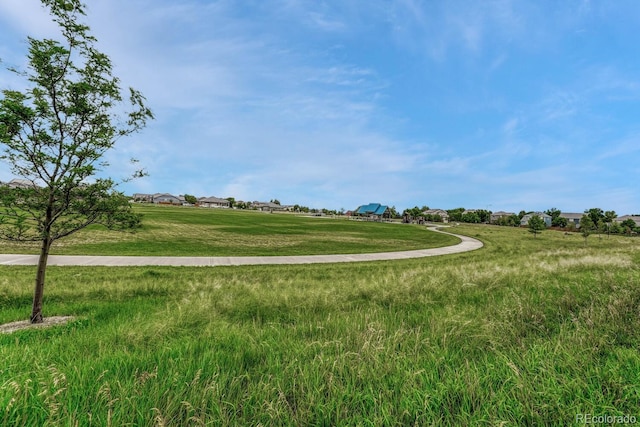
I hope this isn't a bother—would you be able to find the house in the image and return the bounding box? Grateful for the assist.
[615,215,640,228]
[559,213,583,228]
[422,209,449,223]
[354,203,391,221]
[490,211,515,223]
[132,193,153,203]
[6,178,36,189]
[252,201,286,212]
[198,196,230,208]
[520,212,552,227]
[151,193,181,205]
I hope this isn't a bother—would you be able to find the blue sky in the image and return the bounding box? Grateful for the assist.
[1,0,639,214]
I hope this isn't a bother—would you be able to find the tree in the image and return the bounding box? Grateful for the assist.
[604,210,617,223]
[546,207,567,227]
[447,207,465,222]
[527,215,545,238]
[461,211,481,223]
[585,208,605,226]
[0,0,153,323]
[603,210,616,237]
[545,207,561,220]
[609,221,622,235]
[580,214,595,245]
[183,194,198,205]
[620,218,637,236]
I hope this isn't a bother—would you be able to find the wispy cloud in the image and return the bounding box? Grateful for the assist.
[1,0,640,213]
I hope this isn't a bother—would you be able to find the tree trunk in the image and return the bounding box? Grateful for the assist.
[31,237,52,324]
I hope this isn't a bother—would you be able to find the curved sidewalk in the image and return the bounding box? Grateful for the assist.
[0,228,483,267]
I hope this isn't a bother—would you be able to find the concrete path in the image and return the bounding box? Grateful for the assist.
[0,227,482,267]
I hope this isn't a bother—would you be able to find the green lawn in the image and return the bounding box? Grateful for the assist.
[1,224,640,425]
[0,204,458,256]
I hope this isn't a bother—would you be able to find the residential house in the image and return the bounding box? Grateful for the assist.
[133,193,153,203]
[151,193,181,205]
[615,215,640,228]
[490,211,515,223]
[422,209,450,223]
[6,178,36,189]
[520,212,553,227]
[559,213,583,228]
[199,196,230,208]
[354,203,391,221]
[252,201,286,212]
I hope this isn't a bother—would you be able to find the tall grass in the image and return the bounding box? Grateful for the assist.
[1,225,639,425]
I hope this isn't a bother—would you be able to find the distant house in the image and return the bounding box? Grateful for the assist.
[490,211,515,223]
[615,215,640,227]
[559,213,583,228]
[152,193,181,205]
[198,196,230,208]
[422,209,449,223]
[520,212,552,227]
[133,193,153,203]
[6,178,36,189]
[354,203,391,221]
[252,201,286,212]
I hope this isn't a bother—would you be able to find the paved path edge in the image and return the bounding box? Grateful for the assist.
[0,227,483,267]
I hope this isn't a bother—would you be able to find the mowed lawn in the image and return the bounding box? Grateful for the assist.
[0,204,458,256]
[1,223,640,425]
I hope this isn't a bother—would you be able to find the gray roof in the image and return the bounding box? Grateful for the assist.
[199,196,229,204]
[559,213,583,220]
[423,209,449,216]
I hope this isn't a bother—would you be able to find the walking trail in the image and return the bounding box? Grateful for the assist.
[0,227,482,267]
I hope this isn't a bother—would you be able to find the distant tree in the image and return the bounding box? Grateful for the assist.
[461,212,481,223]
[518,210,527,220]
[527,215,545,238]
[0,0,153,323]
[183,194,198,205]
[402,206,423,219]
[507,214,521,227]
[580,214,595,245]
[620,218,637,236]
[497,214,521,227]
[585,208,605,226]
[546,207,567,227]
[602,210,616,237]
[225,197,235,208]
[476,209,491,223]
[447,208,465,222]
[554,216,568,228]
[545,207,561,219]
[604,210,617,223]
[270,199,281,205]
[597,219,607,239]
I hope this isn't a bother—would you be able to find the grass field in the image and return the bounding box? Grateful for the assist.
[0,205,458,256]
[1,217,640,425]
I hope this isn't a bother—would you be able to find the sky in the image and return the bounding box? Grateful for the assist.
[1,0,639,214]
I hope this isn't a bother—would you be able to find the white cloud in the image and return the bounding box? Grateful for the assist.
[2,0,640,215]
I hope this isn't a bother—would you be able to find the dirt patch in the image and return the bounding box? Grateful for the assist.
[0,316,75,334]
